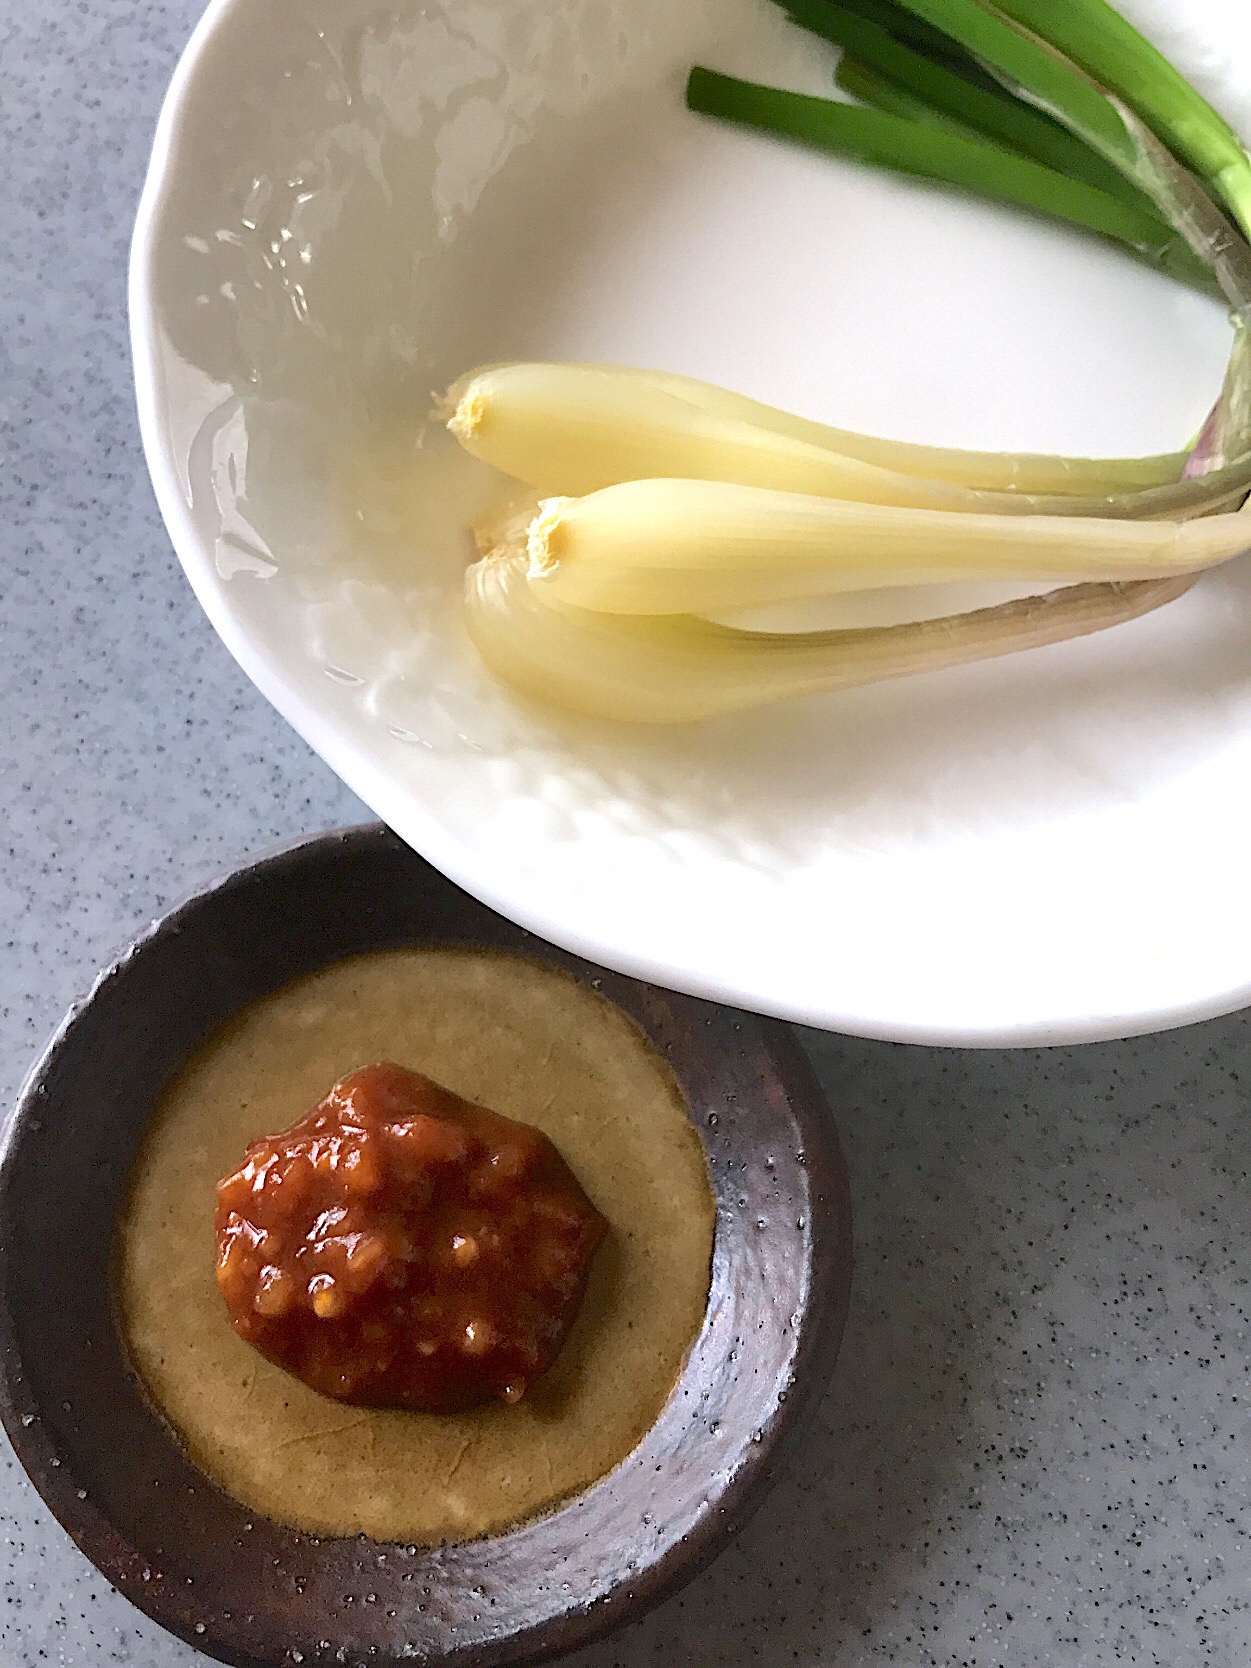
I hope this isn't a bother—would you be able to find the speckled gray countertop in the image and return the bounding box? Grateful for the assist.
[4,3,1251,1664]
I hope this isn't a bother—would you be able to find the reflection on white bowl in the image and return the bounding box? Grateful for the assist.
[131,0,1251,1044]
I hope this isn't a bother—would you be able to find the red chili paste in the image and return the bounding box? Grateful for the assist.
[214,1063,607,1412]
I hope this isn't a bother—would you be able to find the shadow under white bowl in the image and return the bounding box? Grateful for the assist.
[131,0,1251,1045]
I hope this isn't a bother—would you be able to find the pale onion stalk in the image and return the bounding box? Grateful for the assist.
[626,362,1206,501]
[474,493,1090,630]
[1188,317,1251,479]
[522,478,1251,614]
[708,577,1086,631]
[444,362,1190,501]
[464,550,1194,723]
[450,365,1046,513]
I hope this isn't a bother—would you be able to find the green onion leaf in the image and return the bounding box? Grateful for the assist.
[784,0,1156,210]
[881,0,1251,305]
[788,0,1002,90]
[852,0,1139,169]
[986,0,1251,244]
[834,55,984,136]
[686,67,1221,295]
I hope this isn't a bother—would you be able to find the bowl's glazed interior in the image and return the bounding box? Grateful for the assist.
[0,825,852,1668]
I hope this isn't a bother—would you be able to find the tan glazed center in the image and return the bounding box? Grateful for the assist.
[118,948,715,1544]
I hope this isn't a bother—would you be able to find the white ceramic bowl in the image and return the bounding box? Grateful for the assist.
[132,0,1251,1045]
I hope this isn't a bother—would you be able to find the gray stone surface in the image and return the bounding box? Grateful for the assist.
[3,1,1250,1664]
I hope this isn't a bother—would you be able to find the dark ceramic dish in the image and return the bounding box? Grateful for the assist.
[0,824,853,1668]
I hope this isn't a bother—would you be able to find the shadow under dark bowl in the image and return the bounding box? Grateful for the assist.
[0,824,853,1668]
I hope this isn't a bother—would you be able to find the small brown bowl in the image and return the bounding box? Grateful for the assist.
[0,824,852,1668]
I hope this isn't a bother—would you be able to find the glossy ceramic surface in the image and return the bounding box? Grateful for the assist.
[131,0,1251,1043]
[0,825,852,1668]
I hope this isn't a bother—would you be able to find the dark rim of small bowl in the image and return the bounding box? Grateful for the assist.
[0,823,853,1668]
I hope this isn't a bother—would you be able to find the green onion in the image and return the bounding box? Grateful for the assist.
[834,55,976,135]
[685,68,1220,295]
[1189,316,1251,476]
[796,0,1001,89]
[829,58,1223,298]
[448,362,1251,513]
[448,7,1251,726]
[845,0,1138,169]
[521,478,1251,616]
[783,0,1155,210]
[446,361,1196,512]
[878,0,1251,303]
[464,550,1195,723]
[985,0,1251,242]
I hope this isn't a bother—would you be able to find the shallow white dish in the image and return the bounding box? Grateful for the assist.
[132,0,1251,1046]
